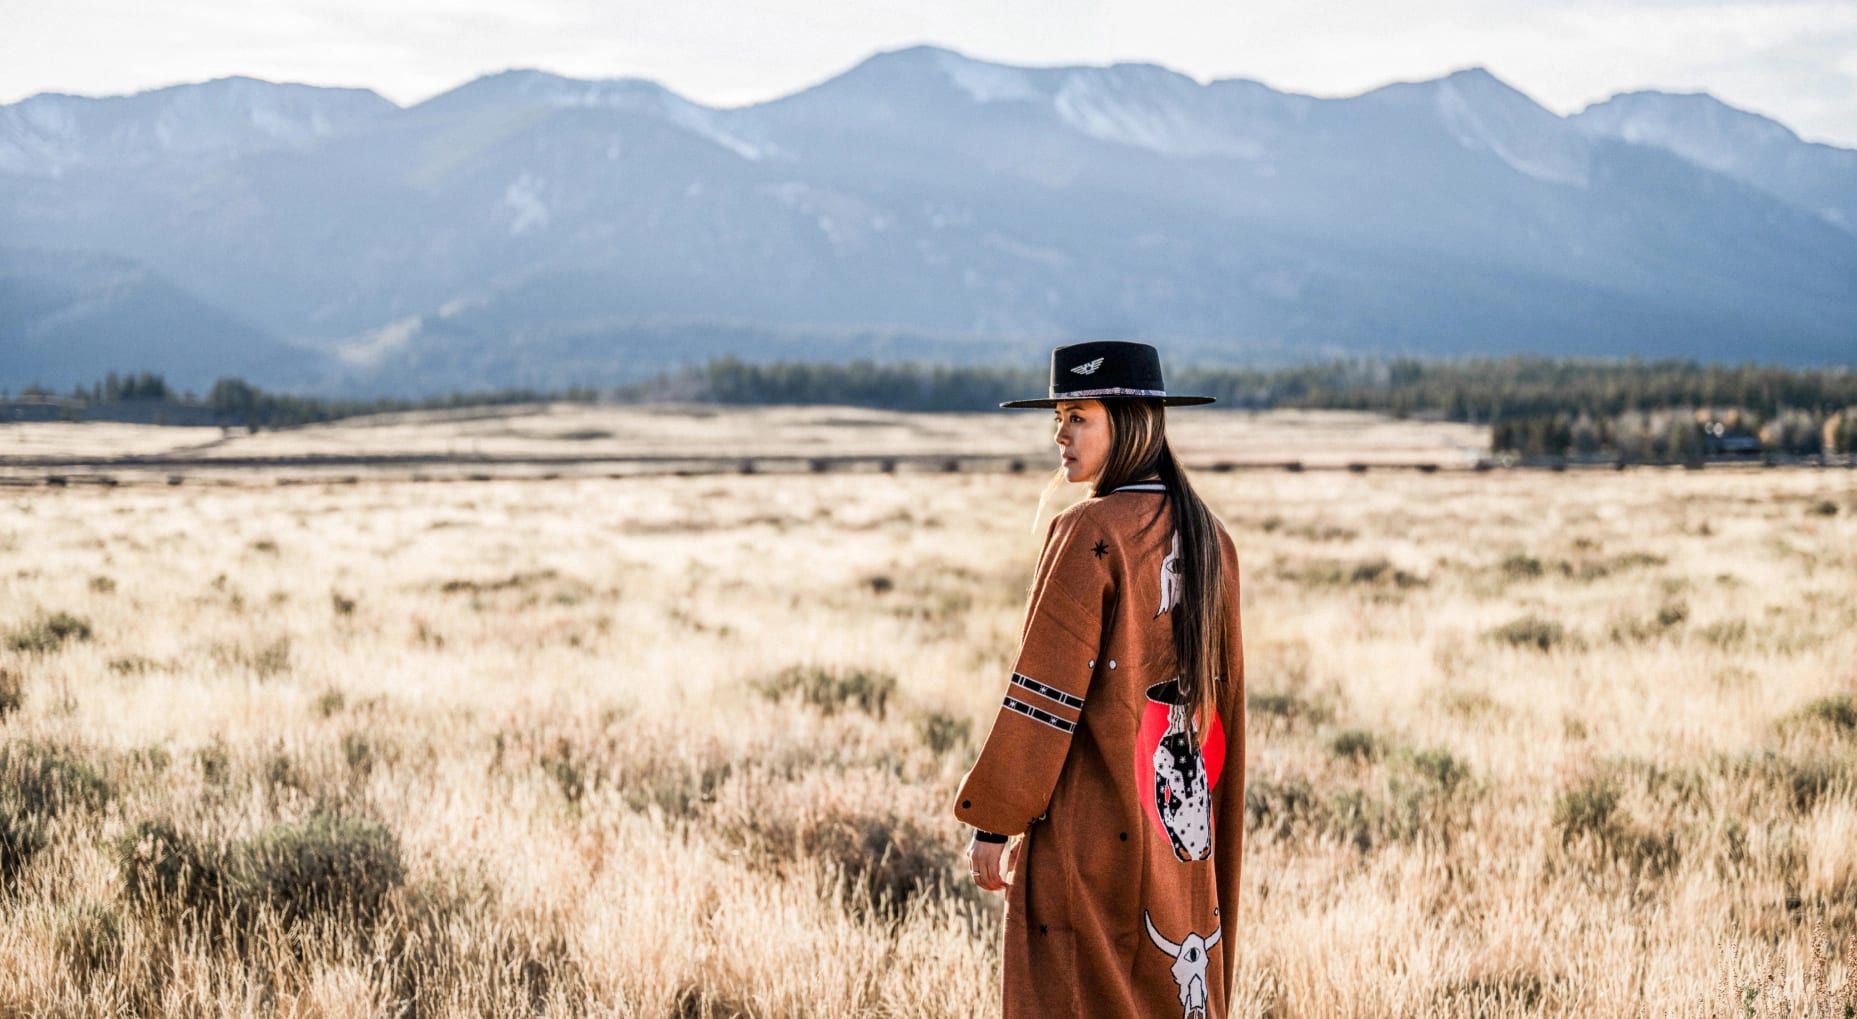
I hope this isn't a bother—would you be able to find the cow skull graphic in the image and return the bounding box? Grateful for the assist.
[1145,911,1222,1019]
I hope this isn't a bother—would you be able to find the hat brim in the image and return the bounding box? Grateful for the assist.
[999,395,1217,409]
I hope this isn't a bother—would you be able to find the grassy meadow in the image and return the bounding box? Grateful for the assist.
[1,410,1855,1017]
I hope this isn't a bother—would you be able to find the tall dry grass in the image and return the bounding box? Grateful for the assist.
[1,461,1854,1016]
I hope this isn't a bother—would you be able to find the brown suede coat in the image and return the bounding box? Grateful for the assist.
[955,484,1246,1019]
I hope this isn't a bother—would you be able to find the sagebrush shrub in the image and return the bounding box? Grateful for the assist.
[1789,695,1857,735]
[753,665,896,718]
[239,814,404,924]
[118,813,404,926]
[0,741,114,818]
[1410,747,1472,794]
[1553,776,1620,843]
[1247,690,1333,728]
[1329,729,1381,763]
[913,710,972,756]
[710,769,963,918]
[1487,615,1574,652]
[54,901,123,977]
[7,611,93,653]
[0,667,21,718]
[118,820,225,912]
[0,808,48,890]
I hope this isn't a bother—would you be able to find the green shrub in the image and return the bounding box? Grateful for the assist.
[1549,764,1680,878]
[1410,748,1473,794]
[1294,557,1427,588]
[1609,601,1689,643]
[118,820,225,911]
[1808,500,1839,517]
[239,814,404,924]
[1553,776,1620,843]
[1487,615,1574,652]
[118,813,404,926]
[1713,750,1851,814]
[0,667,21,718]
[88,576,116,594]
[753,665,896,718]
[251,636,292,678]
[1244,777,1324,840]
[7,612,93,653]
[1563,552,1666,582]
[0,808,48,890]
[913,710,972,756]
[717,791,959,919]
[0,741,113,818]
[1788,695,1857,735]
[341,731,377,777]
[439,570,558,595]
[196,740,231,785]
[1247,690,1334,726]
[54,901,123,976]
[619,756,733,818]
[539,737,586,805]
[315,689,346,718]
[1329,729,1381,763]
[1698,619,1750,648]
[1327,748,1477,852]
[1500,554,1545,580]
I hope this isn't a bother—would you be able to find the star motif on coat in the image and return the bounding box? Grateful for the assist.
[1092,540,1109,559]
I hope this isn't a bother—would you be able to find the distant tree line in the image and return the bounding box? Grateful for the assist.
[630,355,1857,419]
[3,375,598,430]
[199,379,599,429]
[628,356,1857,458]
[8,358,1855,458]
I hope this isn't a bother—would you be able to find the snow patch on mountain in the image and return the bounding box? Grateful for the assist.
[1053,66,1260,158]
[657,98,768,161]
[1573,92,1793,177]
[1572,91,1857,232]
[934,50,1041,104]
[504,174,550,236]
[1433,69,1589,186]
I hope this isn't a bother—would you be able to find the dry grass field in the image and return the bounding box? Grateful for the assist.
[0,404,1490,479]
[2,410,1855,1017]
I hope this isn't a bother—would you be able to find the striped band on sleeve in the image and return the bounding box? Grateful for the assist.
[1003,695,1078,733]
[1009,672,1085,710]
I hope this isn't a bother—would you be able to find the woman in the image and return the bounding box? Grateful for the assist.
[954,340,1246,1019]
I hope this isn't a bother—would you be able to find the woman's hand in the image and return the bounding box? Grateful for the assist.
[967,836,1011,892]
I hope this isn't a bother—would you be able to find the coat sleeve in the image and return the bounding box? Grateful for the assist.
[1211,526,1247,987]
[953,502,1114,837]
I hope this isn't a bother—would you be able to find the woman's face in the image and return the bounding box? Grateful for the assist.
[1054,400,1111,484]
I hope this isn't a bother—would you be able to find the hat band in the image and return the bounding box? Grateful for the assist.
[1053,386,1168,399]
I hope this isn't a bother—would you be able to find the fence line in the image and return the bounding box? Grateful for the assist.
[2,451,1853,488]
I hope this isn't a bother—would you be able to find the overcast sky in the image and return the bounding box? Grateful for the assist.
[3,0,1854,147]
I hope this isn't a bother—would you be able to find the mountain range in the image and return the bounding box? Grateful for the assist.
[2,47,1853,395]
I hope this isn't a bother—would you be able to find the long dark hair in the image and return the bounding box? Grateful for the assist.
[1094,399,1230,734]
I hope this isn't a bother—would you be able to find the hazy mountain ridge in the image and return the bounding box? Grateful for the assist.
[1,49,1852,394]
[0,77,394,176]
[1571,90,1857,232]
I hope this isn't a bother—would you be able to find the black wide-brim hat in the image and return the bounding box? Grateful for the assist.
[1000,340,1215,408]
